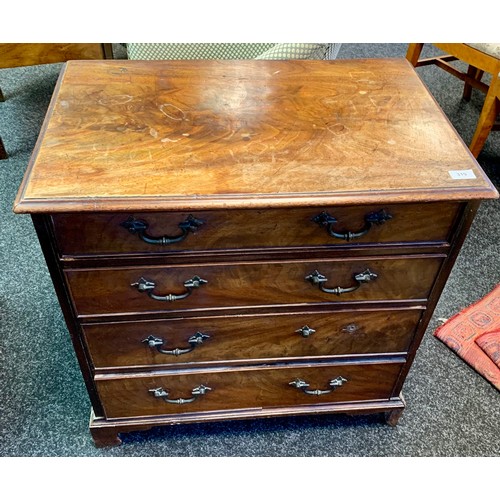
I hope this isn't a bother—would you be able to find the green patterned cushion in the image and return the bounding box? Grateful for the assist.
[127,43,276,60]
[255,43,329,60]
[126,43,338,60]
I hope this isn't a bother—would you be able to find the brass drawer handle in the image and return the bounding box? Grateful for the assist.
[149,385,212,405]
[289,376,348,395]
[142,332,210,356]
[313,209,392,242]
[121,214,204,245]
[131,275,207,302]
[305,268,377,295]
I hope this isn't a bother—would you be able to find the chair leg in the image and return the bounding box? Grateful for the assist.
[463,65,484,101]
[405,43,424,66]
[0,86,8,159]
[0,136,7,160]
[469,74,500,157]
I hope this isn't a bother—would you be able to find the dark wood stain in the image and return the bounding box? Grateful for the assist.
[14,59,498,446]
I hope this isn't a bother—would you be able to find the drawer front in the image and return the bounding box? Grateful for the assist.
[96,361,404,419]
[83,309,422,369]
[82,310,421,369]
[66,256,443,317]
[52,202,459,257]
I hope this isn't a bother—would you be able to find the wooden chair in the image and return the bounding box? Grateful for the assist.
[0,43,113,159]
[406,43,500,157]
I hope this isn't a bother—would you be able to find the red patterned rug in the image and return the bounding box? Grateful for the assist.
[434,283,500,391]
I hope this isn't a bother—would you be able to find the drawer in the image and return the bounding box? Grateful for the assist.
[52,202,460,257]
[65,256,443,317]
[96,360,404,419]
[83,309,422,369]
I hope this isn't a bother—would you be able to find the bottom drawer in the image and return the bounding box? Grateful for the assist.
[96,361,404,419]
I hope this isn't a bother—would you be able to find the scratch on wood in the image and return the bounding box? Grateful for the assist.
[98,95,133,105]
[159,103,186,121]
[369,97,380,111]
[327,123,348,135]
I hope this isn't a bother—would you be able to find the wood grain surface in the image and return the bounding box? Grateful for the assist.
[96,360,404,418]
[0,43,110,69]
[51,202,460,257]
[13,59,497,214]
[65,255,443,317]
[82,308,423,369]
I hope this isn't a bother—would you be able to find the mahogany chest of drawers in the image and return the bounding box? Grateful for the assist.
[14,59,498,447]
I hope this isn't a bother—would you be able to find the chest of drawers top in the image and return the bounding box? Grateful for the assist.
[13,58,497,214]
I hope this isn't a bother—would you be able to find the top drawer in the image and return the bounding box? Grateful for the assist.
[52,202,460,258]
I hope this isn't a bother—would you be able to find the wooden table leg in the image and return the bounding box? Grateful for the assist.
[90,426,123,447]
[89,410,122,447]
[385,407,405,427]
[384,393,406,426]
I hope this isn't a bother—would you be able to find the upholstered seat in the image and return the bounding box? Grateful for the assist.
[466,43,500,59]
[126,43,341,61]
